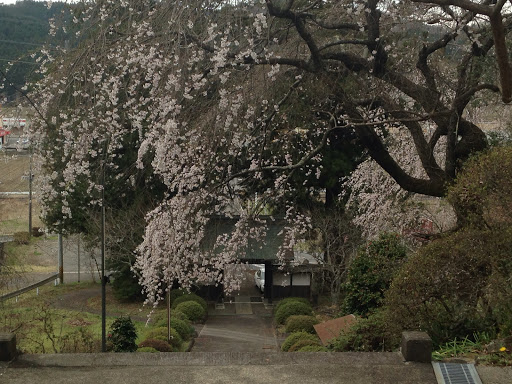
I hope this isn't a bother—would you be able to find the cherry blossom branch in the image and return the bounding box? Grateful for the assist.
[0,68,52,128]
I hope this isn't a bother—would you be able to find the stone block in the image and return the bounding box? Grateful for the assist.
[0,333,17,361]
[401,331,432,363]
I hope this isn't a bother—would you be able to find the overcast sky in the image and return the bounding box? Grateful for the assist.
[0,1,46,4]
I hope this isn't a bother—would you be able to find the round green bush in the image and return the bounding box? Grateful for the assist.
[154,310,192,327]
[170,318,194,340]
[281,331,320,352]
[275,297,311,313]
[288,339,321,352]
[143,327,183,349]
[170,288,187,302]
[138,338,172,352]
[274,301,313,325]
[285,315,319,334]
[175,301,206,322]
[172,311,190,322]
[172,293,207,311]
[137,347,159,353]
[154,318,194,340]
[297,345,328,352]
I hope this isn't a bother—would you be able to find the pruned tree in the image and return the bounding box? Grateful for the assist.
[28,0,511,304]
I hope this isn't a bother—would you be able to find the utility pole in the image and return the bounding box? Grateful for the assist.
[58,233,63,284]
[101,168,106,352]
[167,290,171,343]
[28,150,32,237]
[77,235,81,283]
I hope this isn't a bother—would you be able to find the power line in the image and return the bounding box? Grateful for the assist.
[0,58,39,65]
[0,38,46,47]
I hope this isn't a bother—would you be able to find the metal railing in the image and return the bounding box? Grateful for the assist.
[0,273,59,302]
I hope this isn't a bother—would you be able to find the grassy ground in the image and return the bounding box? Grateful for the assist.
[3,235,58,272]
[0,153,30,193]
[0,152,43,235]
[0,282,170,353]
[0,198,43,235]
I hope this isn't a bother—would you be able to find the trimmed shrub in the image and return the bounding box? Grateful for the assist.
[274,301,313,325]
[172,293,207,311]
[288,339,321,352]
[281,331,320,352]
[152,310,190,327]
[285,315,319,334]
[137,347,159,353]
[13,231,30,245]
[154,318,194,340]
[172,311,190,322]
[170,289,187,302]
[170,318,195,340]
[275,297,311,313]
[175,301,206,322]
[297,345,328,352]
[138,339,172,352]
[108,316,138,352]
[143,327,183,349]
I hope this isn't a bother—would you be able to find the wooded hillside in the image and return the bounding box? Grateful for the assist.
[0,0,65,101]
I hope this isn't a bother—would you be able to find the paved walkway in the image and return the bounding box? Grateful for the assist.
[192,297,279,352]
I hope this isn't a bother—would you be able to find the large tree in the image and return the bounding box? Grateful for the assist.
[29,0,511,303]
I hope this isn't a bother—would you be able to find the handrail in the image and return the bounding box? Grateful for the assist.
[0,273,59,301]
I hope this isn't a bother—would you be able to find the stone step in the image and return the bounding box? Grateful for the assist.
[15,351,408,368]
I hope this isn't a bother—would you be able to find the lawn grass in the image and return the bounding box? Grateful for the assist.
[0,198,43,235]
[0,282,169,353]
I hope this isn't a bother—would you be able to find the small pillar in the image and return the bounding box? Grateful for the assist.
[0,333,16,361]
[401,331,432,363]
[264,261,274,304]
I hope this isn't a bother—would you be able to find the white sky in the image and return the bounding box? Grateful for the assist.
[0,1,46,4]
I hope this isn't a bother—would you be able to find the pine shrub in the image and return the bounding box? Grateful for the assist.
[108,316,138,352]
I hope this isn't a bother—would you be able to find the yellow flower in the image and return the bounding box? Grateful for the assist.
[499,347,507,352]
